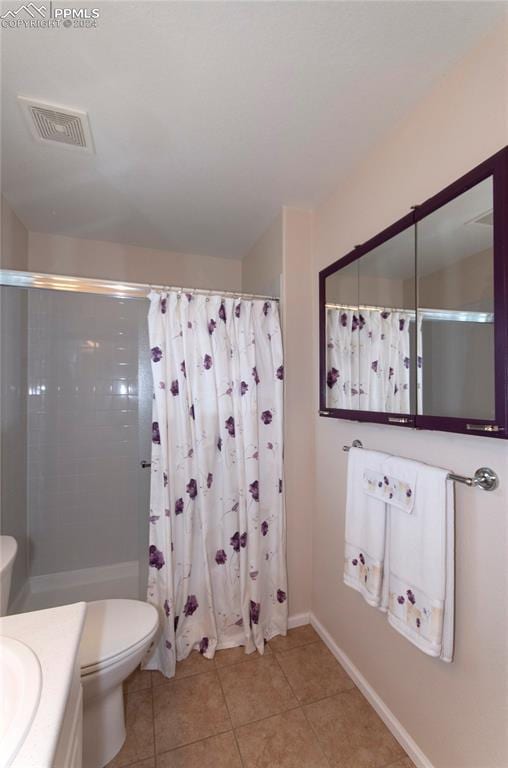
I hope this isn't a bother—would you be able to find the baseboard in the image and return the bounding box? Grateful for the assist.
[310,612,434,768]
[29,560,139,593]
[288,611,310,629]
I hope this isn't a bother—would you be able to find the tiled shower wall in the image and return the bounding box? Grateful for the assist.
[27,289,151,578]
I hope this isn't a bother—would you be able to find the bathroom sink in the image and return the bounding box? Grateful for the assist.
[0,636,42,768]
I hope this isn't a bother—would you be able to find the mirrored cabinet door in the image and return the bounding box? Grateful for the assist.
[324,260,359,410]
[322,217,416,421]
[416,176,495,422]
[358,226,415,416]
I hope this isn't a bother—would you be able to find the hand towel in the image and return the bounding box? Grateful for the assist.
[383,455,455,662]
[344,447,390,607]
[363,464,417,514]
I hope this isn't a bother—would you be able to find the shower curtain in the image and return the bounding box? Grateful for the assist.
[145,291,287,678]
[326,307,412,412]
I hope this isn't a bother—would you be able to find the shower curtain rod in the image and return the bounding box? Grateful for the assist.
[0,269,280,302]
[325,302,493,323]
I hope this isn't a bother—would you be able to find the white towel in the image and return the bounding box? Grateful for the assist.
[344,447,390,607]
[383,456,455,662]
[363,464,417,514]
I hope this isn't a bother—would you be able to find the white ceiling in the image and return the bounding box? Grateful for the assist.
[1,1,504,259]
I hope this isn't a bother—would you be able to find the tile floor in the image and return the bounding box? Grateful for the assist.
[106,625,415,768]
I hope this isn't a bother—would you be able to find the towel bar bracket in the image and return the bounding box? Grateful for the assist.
[451,467,499,492]
[342,442,499,491]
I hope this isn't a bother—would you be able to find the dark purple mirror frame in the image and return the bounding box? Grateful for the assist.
[319,146,508,439]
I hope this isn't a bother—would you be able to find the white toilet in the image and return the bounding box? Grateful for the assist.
[79,599,159,768]
[0,535,18,615]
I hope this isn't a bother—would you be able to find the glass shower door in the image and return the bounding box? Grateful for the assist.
[0,284,152,612]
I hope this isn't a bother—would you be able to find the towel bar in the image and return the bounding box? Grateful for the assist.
[342,440,499,491]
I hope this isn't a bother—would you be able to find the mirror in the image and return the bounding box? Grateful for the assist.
[358,227,415,414]
[319,147,507,437]
[324,225,415,415]
[417,177,494,421]
[325,260,359,410]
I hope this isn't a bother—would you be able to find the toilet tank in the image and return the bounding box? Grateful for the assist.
[0,536,18,616]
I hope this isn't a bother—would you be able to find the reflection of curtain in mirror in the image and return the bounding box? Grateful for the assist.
[359,310,411,413]
[416,314,423,414]
[326,308,412,413]
[326,308,360,409]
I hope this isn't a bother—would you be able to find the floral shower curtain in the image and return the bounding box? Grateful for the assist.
[326,307,412,412]
[144,291,287,678]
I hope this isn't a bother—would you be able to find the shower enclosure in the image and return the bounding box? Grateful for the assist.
[0,274,152,613]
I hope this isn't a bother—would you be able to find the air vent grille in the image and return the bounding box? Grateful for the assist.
[31,106,87,147]
[18,97,94,153]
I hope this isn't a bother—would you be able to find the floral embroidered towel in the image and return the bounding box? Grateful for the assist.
[344,447,391,607]
[383,457,455,662]
[363,469,416,513]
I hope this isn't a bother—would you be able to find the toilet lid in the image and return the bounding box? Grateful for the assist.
[0,536,17,571]
[80,599,159,671]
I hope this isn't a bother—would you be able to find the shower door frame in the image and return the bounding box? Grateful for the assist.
[0,269,280,302]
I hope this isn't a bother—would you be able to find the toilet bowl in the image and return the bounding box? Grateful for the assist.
[79,599,159,768]
[0,536,17,616]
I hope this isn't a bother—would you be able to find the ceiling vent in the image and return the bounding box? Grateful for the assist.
[18,97,94,153]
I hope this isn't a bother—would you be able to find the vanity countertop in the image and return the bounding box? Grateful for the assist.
[0,601,86,768]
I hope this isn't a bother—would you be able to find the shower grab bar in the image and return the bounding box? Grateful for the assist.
[342,440,499,491]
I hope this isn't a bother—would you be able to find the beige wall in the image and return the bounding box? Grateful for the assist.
[28,232,242,292]
[312,21,508,768]
[1,195,28,270]
[242,214,282,297]
[282,207,314,618]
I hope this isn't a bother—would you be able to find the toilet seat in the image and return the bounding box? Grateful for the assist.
[79,599,159,768]
[80,599,159,676]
